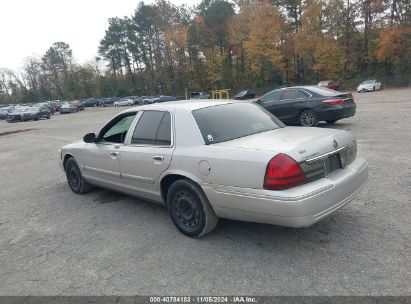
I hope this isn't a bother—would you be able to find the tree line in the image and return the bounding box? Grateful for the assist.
[1,0,410,104]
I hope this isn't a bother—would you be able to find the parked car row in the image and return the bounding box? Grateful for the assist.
[0,99,88,122]
[4,105,52,123]
[80,95,178,107]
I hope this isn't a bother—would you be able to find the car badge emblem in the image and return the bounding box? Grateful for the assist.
[207,135,214,143]
[333,140,338,149]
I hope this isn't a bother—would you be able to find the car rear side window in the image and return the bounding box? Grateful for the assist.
[193,103,284,145]
[131,111,171,146]
[261,90,281,103]
[281,89,308,99]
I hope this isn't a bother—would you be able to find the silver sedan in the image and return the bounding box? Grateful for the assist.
[59,100,368,237]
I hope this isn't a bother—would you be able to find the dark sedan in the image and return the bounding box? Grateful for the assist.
[256,86,356,127]
[7,105,51,122]
[38,102,56,114]
[99,97,119,107]
[82,98,100,107]
[235,90,256,100]
[152,95,177,103]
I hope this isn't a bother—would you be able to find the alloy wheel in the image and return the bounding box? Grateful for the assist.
[301,112,315,126]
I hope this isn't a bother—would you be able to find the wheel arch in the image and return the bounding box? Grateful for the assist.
[63,153,74,171]
[159,171,204,204]
[299,107,317,116]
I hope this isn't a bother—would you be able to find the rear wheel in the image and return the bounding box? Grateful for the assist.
[299,110,318,127]
[65,158,93,194]
[167,179,218,238]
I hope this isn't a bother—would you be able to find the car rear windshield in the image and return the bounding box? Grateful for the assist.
[310,86,340,95]
[192,103,284,144]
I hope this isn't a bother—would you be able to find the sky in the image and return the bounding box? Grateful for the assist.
[0,0,200,71]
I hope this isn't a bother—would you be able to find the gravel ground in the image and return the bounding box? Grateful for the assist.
[0,89,410,296]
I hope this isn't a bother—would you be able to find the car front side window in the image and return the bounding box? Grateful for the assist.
[99,112,137,144]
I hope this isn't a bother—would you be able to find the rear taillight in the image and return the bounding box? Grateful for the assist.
[264,154,306,190]
[322,99,344,105]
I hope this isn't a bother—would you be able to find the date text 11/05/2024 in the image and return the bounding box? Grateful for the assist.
[149,296,257,303]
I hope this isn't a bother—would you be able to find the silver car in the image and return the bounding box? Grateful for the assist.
[59,100,368,237]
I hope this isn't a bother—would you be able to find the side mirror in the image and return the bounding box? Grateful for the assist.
[83,133,96,143]
[255,99,262,104]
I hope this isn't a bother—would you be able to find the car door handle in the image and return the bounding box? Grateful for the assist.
[153,156,164,161]
[110,152,120,157]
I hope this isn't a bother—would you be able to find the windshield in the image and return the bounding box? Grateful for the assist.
[362,80,375,84]
[236,90,247,96]
[192,103,284,145]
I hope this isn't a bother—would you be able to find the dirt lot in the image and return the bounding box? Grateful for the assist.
[0,89,410,295]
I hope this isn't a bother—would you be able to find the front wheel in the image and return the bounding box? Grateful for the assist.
[299,110,318,127]
[167,179,218,238]
[65,158,93,194]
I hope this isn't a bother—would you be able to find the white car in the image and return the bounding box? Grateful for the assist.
[59,100,368,237]
[114,98,134,107]
[357,80,382,92]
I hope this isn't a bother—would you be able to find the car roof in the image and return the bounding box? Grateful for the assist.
[277,85,319,90]
[121,100,235,114]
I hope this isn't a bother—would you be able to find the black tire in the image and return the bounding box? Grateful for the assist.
[34,114,40,121]
[47,114,51,119]
[299,109,318,127]
[326,119,338,124]
[65,157,93,194]
[167,179,218,238]
[373,86,376,91]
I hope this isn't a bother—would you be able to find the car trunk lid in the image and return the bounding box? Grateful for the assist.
[214,126,354,163]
